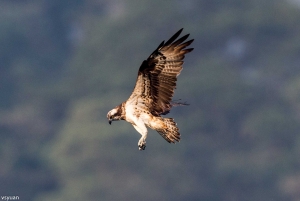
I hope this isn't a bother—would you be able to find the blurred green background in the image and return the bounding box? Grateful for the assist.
[1,0,300,200]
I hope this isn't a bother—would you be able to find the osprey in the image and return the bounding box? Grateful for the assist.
[107,28,194,150]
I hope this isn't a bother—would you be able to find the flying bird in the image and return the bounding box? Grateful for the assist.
[107,28,194,150]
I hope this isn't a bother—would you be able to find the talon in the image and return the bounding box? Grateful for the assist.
[138,144,146,150]
[138,138,146,150]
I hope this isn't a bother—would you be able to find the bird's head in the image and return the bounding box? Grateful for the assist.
[107,106,122,125]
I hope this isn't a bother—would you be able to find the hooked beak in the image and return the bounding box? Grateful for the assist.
[109,120,112,125]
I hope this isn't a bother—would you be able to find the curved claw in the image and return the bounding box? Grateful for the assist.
[138,134,147,151]
[138,144,146,150]
[138,139,146,151]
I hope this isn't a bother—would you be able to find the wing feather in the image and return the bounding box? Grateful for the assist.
[130,29,194,115]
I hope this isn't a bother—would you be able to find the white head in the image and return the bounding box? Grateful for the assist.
[107,106,122,125]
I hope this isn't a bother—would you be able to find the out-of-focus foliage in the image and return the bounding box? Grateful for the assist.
[1,0,300,200]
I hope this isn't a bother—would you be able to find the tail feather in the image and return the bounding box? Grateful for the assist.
[157,118,180,143]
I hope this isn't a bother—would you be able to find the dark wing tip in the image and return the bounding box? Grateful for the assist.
[157,40,165,50]
[187,39,194,44]
[164,28,184,47]
[182,48,194,54]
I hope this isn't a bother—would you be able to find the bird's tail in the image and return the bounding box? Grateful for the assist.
[157,118,180,143]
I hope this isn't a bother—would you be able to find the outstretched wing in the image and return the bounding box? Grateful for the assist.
[129,28,194,116]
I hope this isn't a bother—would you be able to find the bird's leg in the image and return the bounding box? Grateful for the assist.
[133,123,148,151]
[138,135,147,150]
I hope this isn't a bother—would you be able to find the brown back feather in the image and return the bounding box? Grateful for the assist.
[130,29,194,116]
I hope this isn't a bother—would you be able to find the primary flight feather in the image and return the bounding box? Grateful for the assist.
[107,28,194,150]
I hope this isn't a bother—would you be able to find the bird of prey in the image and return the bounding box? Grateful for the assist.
[107,28,194,150]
